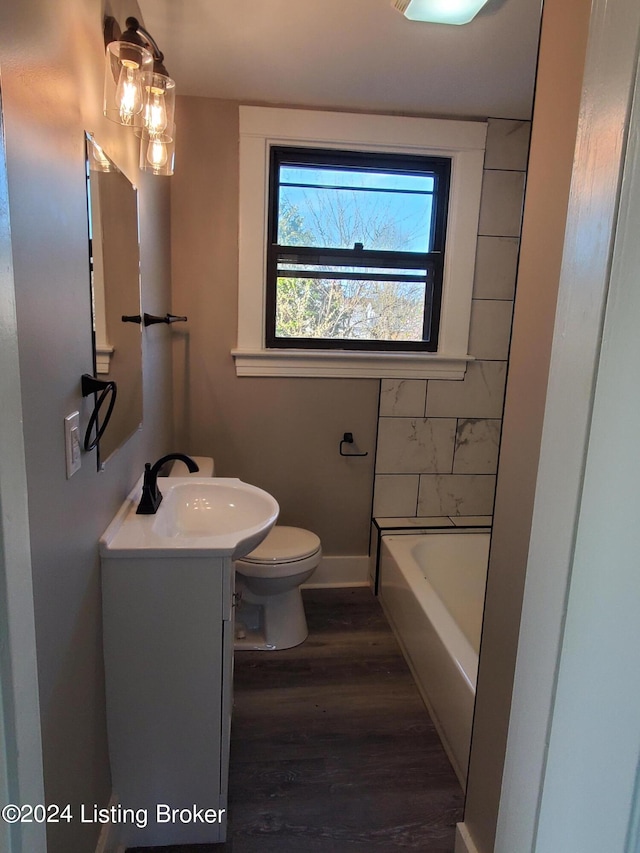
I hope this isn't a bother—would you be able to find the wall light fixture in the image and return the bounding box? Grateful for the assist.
[103,16,176,175]
[393,0,490,25]
[139,123,176,176]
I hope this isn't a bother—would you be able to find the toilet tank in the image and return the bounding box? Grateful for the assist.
[167,456,215,477]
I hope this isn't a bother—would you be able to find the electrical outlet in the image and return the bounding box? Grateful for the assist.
[64,412,81,478]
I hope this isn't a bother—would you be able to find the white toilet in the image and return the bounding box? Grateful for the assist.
[167,456,321,651]
[234,525,321,650]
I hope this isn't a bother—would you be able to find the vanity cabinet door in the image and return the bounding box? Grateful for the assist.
[102,554,229,847]
[219,617,234,809]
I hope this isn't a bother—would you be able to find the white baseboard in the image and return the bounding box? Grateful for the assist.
[94,794,126,853]
[302,554,370,588]
[455,822,481,853]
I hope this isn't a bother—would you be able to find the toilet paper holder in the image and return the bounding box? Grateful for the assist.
[339,432,368,457]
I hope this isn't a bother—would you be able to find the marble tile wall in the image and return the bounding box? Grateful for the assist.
[373,118,530,519]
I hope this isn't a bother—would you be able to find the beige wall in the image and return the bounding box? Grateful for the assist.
[171,96,379,556]
[462,0,592,850]
[0,0,174,850]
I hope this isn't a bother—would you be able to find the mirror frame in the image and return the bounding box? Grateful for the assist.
[84,132,143,469]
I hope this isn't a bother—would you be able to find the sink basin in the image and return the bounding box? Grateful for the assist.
[100,477,279,559]
[153,480,279,554]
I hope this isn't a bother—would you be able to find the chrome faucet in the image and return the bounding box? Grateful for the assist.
[136,453,200,515]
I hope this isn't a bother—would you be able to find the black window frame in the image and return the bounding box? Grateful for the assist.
[265,146,451,352]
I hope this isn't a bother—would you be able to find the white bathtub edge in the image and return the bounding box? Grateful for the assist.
[378,594,468,788]
[378,534,489,788]
[455,822,481,853]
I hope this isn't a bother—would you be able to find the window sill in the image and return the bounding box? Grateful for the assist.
[95,343,114,375]
[231,348,472,379]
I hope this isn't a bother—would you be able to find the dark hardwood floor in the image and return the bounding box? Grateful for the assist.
[129,587,464,853]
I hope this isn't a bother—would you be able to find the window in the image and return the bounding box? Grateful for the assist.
[234,107,486,379]
[266,147,450,352]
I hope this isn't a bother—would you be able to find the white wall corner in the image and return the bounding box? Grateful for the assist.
[94,794,126,853]
[455,822,481,853]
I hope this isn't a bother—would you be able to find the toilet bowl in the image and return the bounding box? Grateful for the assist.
[167,457,321,651]
[235,526,321,650]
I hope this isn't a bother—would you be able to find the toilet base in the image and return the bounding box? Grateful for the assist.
[234,587,309,651]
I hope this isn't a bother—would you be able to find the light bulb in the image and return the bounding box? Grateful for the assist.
[144,87,168,136]
[116,62,143,125]
[147,137,168,170]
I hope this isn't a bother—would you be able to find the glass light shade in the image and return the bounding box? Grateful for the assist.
[104,41,154,125]
[134,72,176,139]
[139,124,175,176]
[395,0,489,25]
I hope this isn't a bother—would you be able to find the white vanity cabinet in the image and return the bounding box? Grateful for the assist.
[101,552,234,848]
[99,475,278,847]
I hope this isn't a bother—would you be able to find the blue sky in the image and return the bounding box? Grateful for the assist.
[279,165,435,253]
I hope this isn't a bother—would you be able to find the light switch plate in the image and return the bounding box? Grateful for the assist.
[64,412,81,478]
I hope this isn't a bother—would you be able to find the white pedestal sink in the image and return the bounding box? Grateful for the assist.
[99,477,278,848]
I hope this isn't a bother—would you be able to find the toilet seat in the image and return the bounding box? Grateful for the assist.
[240,526,320,564]
[235,526,321,579]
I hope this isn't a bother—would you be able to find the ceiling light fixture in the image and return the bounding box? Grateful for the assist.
[393,0,490,25]
[103,16,176,175]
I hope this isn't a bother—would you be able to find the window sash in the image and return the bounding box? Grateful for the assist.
[266,246,443,351]
[269,146,450,254]
[266,148,449,352]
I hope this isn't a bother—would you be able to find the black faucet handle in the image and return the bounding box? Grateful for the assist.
[136,454,200,515]
[137,463,162,515]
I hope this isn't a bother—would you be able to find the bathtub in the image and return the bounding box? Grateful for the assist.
[378,531,490,786]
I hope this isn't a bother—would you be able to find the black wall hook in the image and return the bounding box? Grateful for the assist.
[340,432,368,457]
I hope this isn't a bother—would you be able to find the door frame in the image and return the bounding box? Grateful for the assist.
[0,77,47,853]
[495,0,640,849]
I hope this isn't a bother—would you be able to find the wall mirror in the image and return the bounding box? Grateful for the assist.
[85,132,143,469]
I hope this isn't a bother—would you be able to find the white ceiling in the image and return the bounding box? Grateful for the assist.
[138,0,542,120]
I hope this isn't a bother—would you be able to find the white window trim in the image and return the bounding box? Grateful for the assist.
[233,106,487,379]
